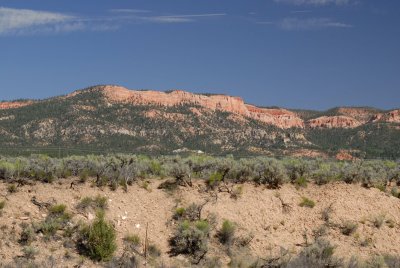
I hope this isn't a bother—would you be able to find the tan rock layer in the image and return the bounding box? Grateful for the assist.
[307,116,363,129]
[0,101,32,110]
[99,86,304,129]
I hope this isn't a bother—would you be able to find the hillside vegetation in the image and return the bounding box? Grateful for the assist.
[0,85,399,158]
[1,154,400,267]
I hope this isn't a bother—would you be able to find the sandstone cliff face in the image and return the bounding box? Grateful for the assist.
[371,109,400,123]
[0,101,32,110]
[245,105,304,128]
[307,116,362,129]
[93,86,304,129]
[336,107,379,124]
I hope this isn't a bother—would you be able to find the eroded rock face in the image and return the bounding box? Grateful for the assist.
[336,108,379,124]
[371,109,400,123]
[245,105,305,128]
[336,150,355,161]
[92,86,304,129]
[66,85,400,130]
[307,116,362,129]
[0,101,32,110]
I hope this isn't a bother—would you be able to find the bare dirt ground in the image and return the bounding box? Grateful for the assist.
[1,178,400,267]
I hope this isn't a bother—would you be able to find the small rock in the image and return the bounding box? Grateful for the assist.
[19,217,29,220]
[135,224,141,229]
[87,212,95,221]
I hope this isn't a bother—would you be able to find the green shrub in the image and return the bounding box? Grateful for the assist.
[148,244,161,257]
[7,184,17,193]
[77,195,108,211]
[36,204,71,238]
[123,234,141,247]
[169,220,210,262]
[299,197,316,208]
[391,187,400,198]
[173,203,201,222]
[341,221,358,236]
[206,172,223,189]
[218,220,236,245]
[372,215,385,229]
[19,224,35,245]
[321,205,333,222]
[79,211,117,261]
[230,185,243,200]
[254,159,288,189]
[49,204,67,214]
[22,246,38,260]
[79,169,90,183]
[173,207,186,220]
[294,176,308,188]
[0,200,5,210]
[288,239,343,267]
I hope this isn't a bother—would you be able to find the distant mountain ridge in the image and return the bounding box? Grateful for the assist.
[0,85,399,158]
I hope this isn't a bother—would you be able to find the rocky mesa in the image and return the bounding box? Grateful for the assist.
[79,85,304,129]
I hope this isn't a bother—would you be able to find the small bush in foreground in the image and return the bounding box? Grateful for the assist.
[391,187,400,198]
[0,200,5,210]
[288,239,343,268]
[77,195,108,211]
[19,223,36,245]
[372,214,385,229]
[299,197,316,208]
[36,203,72,238]
[169,220,210,262]
[341,221,358,236]
[79,211,117,261]
[7,184,17,193]
[294,176,308,188]
[22,246,39,260]
[218,220,236,245]
[123,234,141,250]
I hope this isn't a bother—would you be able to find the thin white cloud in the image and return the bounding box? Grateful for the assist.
[0,7,227,35]
[109,9,151,14]
[279,17,352,30]
[274,0,353,5]
[136,13,227,24]
[0,7,74,34]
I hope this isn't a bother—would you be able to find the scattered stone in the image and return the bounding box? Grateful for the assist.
[87,212,95,221]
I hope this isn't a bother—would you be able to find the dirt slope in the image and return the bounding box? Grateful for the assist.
[0,179,400,267]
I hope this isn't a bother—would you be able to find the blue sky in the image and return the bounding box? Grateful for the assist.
[0,0,399,110]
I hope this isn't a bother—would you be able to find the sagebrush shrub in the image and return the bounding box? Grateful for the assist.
[169,220,210,261]
[341,221,358,236]
[218,220,236,245]
[77,195,108,211]
[254,159,288,189]
[372,215,385,229]
[36,204,72,238]
[79,211,117,261]
[19,223,35,245]
[123,234,141,248]
[287,239,343,268]
[299,197,316,208]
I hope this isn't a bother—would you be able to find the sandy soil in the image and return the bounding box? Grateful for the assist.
[0,178,400,267]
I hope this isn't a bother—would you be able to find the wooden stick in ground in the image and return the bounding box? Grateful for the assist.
[144,222,149,265]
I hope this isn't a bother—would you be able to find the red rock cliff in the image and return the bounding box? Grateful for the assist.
[307,116,362,129]
[0,101,32,110]
[96,86,304,128]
